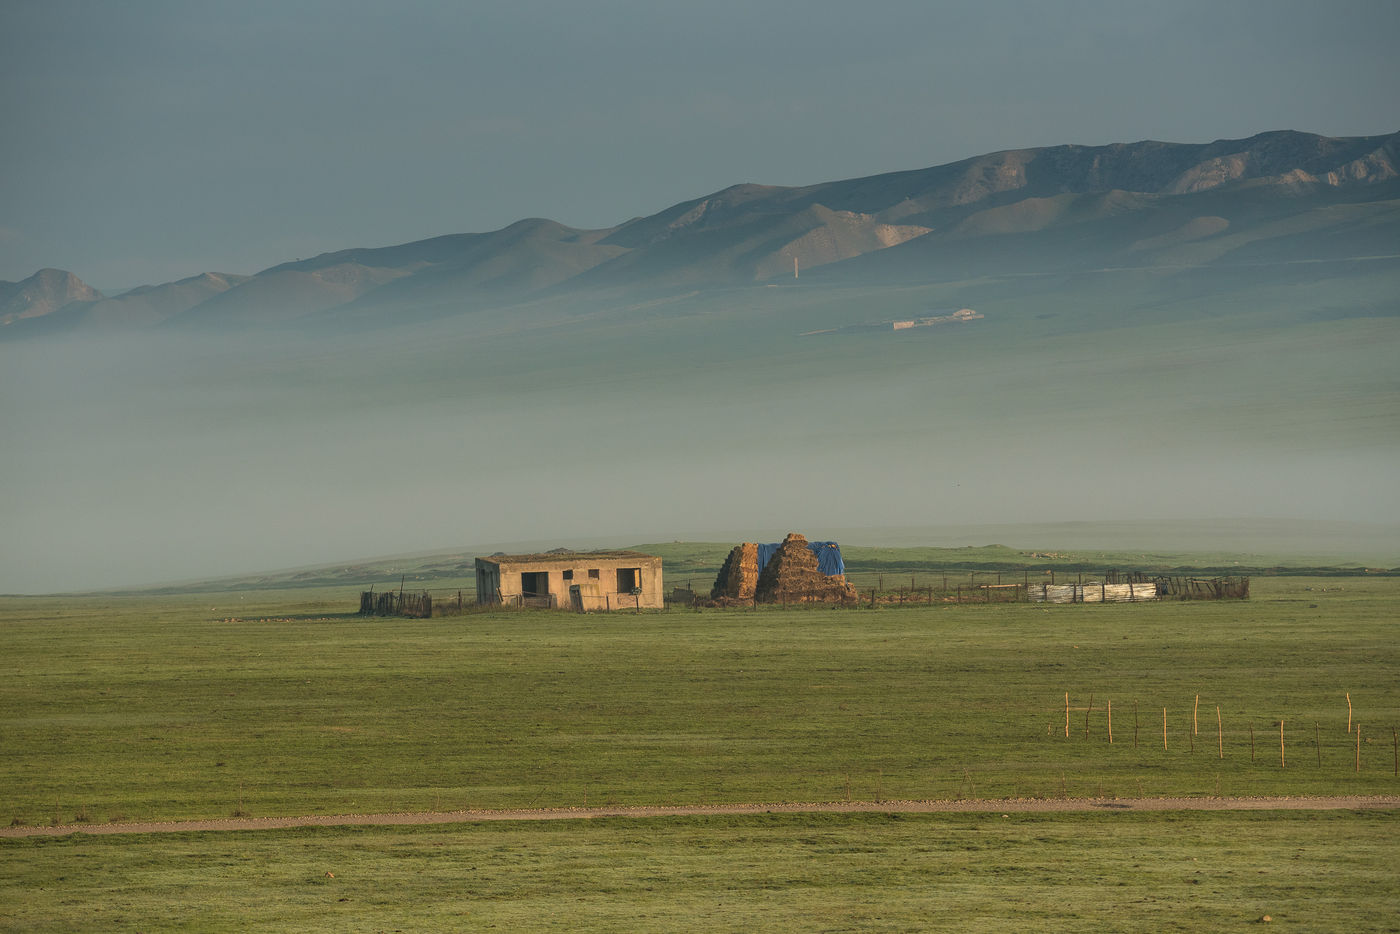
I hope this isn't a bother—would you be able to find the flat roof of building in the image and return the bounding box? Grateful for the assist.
[475,550,657,566]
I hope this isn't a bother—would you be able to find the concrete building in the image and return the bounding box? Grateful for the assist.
[474,550,664,611]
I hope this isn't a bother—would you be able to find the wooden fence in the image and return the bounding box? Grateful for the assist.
[354,571,1249,617]
[358,589,433,618]
[1156,576,1250,600]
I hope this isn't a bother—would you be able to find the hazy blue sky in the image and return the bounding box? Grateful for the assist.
[2,0,1396,288]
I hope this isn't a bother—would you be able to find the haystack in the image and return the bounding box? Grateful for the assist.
[711,542,760,600]
[754,533,858,605]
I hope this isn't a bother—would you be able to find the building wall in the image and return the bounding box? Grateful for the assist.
[475,555,664,610]
[476,563,502,604]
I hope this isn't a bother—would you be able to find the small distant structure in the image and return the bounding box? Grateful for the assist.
[475,550,663,611]
[802,308,983,337]
[711,532,857,605]
[891,308,982,330]
[1026,581,1158,604]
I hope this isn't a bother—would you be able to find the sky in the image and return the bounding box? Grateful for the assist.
[2,0,1397,289]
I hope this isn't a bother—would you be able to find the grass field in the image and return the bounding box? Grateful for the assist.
[2,568,1397,930]
[3,811,1398,932]
[1,576,1395,825]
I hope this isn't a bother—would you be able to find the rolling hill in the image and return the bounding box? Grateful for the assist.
[3,129,1395,337]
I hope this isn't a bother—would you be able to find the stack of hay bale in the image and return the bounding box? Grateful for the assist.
[753,533,858,605]
[710,542,760,601]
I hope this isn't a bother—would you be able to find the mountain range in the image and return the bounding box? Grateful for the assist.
[3,129,1396,338]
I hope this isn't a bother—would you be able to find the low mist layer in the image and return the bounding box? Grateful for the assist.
[3,256,1395,592]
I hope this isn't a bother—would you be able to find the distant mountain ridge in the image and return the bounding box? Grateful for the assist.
[4,129,1396,337]
[0,269,102,327]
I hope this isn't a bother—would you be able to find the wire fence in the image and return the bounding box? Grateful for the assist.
[354,570,1249,616]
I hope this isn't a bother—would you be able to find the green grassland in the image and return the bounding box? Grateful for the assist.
[2,576,1395,826]
[3,811,1397,933]
[2,569,1397,932]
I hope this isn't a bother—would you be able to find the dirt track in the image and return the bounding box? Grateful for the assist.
[5,795,1397,838]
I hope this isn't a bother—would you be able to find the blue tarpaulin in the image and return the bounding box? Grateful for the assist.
[755,541,845,578]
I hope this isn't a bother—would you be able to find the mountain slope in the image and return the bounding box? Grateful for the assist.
[322,218,628,313]
[0,268,102,328]
[581,130,1397,287]
[9,272,250,336]
[169,218,626,328]
[807,176,1400,285]
[5,129,1396,337]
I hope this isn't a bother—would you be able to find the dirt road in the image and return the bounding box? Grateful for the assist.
[4,795,1397,838]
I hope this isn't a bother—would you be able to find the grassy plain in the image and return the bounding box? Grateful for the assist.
[3,811,1398,933]
[1,576,1396,825]
[2,569,1397,931]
